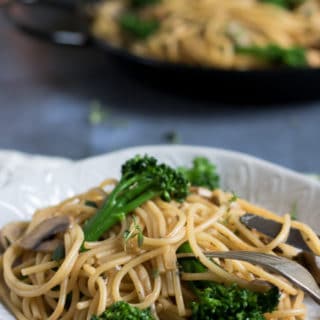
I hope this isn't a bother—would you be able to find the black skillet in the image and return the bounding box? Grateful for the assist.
[4,0,320,103]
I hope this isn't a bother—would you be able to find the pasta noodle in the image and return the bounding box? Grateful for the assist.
[92,0,320,69]
[0,178,317,319]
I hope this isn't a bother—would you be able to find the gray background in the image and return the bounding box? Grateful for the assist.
[1,11,319,172]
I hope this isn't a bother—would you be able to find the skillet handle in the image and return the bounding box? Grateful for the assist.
[4,0,91,46]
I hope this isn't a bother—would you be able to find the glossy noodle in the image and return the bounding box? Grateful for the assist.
[1,177,320,319]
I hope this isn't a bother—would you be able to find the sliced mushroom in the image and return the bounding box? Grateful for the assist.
[0,222,28,253]
[19,216,70,251]
[36,238,64,253]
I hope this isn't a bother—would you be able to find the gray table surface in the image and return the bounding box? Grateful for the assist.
[1,10,320,172]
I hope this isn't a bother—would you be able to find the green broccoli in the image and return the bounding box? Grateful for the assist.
[119,13,160,39]
[261,0,305,9]
[191,284,280,320]
[236,44,307,67]
[83,155,189,242]
[178,157,220,190]
[91,301,154,320]
[178,242,207,274]
[177,242,280,320]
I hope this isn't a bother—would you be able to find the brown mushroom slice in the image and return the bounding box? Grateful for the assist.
[19,216,70,251]
[36,238,64,253]
[0,222,29,253]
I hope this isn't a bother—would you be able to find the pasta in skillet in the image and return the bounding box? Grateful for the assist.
[92,0,320,69]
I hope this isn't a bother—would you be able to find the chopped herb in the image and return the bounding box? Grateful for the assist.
[221,211,231,226]
[152,269,160,278]
[236,44,307,67]
[123,230,131,242]
[137,231,144,248]
[119,13,160,39]
[229,192,238,203]
[85,200,98,209]
[88,101,108,126]
[123,216,144,249]
[163,131,181,144]
[52,244,65,261]
[290,202,298,220]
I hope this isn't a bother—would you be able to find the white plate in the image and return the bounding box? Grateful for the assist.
[0,145,319,319]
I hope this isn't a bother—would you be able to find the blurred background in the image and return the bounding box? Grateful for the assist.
[1,1,320,173]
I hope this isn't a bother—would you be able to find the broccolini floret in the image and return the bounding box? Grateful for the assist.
[178,157,220,190]
[91,301,154,320]
[236,44,307,67]
[261,0,305,9]
[119,13,160,39]
[191,284,280,320]
[83,155,189,242]
[178,242,280,320]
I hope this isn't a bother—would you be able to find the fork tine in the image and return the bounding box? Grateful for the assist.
[203,251,320,304]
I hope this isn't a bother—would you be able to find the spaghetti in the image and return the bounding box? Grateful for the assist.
[0,179,319,319]
[92,0,320,68]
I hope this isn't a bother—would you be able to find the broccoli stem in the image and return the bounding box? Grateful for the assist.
[117,190,158,214]
[83,210,123,243]
[82,155,189,243]
[104,176,137,210]
[113,179,153,209]
[83,182,158,242]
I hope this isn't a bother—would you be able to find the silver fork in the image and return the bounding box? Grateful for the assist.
[178,251,320,304]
